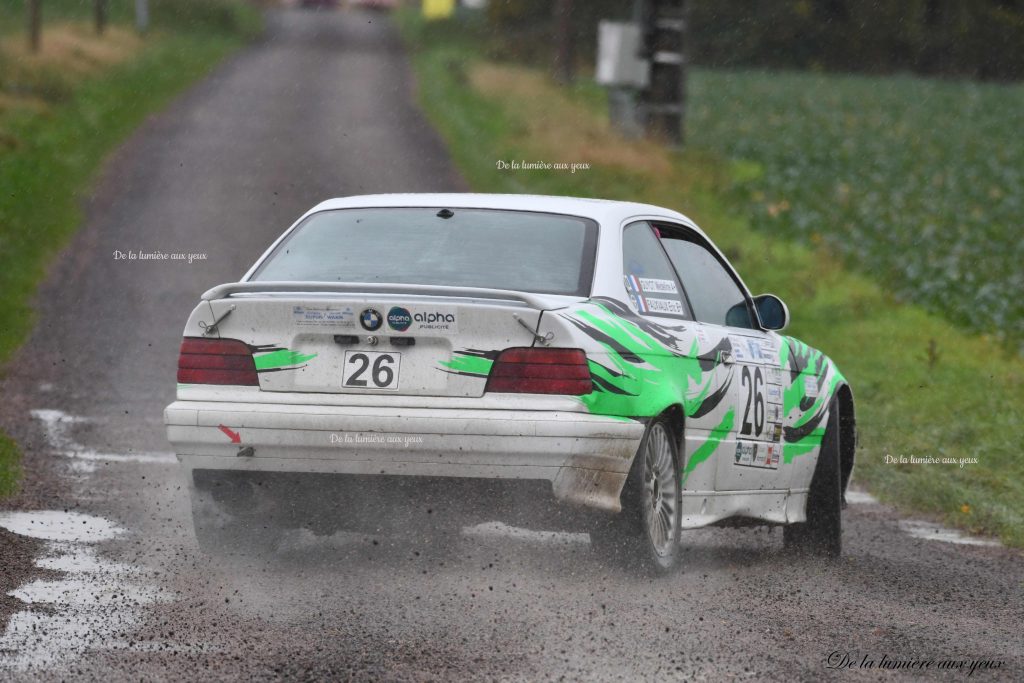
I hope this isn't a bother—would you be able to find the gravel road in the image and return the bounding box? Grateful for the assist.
[0,8,1020,681]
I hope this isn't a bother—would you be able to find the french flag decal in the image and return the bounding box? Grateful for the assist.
[625,275,649,312]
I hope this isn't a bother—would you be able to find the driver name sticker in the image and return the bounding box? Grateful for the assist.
[645,297,685,315]
[624,275,684,316]
[636,277,678,294]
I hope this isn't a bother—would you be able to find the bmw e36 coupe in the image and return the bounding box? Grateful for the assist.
[165,194,855,572]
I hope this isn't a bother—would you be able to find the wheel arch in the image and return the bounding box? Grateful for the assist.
[658,403,687,452]
[626,404,686,469]
[834,383,856,496]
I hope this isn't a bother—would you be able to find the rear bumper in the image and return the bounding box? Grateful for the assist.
[164,400,645,512]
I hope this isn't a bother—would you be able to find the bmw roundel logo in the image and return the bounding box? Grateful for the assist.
[359,308,383,331]
[387,306,412,332]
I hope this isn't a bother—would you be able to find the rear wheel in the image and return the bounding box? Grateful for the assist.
[591,417,682,574]
[784,399,843,557]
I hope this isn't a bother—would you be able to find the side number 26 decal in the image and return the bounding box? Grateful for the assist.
[740,366,765,437]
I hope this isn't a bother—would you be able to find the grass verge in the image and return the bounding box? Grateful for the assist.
[398,13,1023,548]
[0,1,261,498]
[0,433,18,498]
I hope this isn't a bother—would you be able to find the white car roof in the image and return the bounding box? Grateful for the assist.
[307,193,701,232]
[242,193,752,305]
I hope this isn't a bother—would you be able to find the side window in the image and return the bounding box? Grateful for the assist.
[621,222,690,319]
[659,231,755,329]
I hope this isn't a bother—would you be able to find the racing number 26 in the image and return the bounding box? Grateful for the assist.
[343,351,401,390]
[740,366,765,437]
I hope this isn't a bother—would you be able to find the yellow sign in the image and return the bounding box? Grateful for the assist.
[423,0,456,20]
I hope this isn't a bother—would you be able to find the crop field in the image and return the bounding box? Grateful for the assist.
[687,70,1024,349]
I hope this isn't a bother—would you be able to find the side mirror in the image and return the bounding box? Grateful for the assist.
[753,294,789,331]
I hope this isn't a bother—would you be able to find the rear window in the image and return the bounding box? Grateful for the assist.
[251,208,598,296]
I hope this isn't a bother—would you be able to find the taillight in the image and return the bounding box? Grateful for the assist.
[485,347,592,395]
[177,337,258,386]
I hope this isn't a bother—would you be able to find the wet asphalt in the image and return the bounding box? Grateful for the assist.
[0,8,1021,682]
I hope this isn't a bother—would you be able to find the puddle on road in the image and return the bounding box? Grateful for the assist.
[462,522,590,546]
[0,510,124,543]
[0,510,172,672]
[845,489,999,547]
[898,519,1001,547]
[36,545,134,574]
[276,522,590,553]
[12,577,163,607]
[845,489,878,505]
[31,409,176,472]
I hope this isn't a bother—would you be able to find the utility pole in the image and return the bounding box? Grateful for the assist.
[640,0,689,145]
[94,0,107,36]
[135,0,150,33]
[28,0,42,53]
[553,0,575,85]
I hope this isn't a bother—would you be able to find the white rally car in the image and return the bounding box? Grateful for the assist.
[165,194,855,572]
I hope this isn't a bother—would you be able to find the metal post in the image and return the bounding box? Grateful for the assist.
[641,0,688,145]
[95,0,107,36]
[553,0,575,85]
[135,0,150,33]
[28,0,42,53]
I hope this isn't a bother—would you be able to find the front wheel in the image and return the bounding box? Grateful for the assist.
[591,417,682,574]
[784,399,843,557]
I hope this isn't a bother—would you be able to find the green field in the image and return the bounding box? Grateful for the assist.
[688,70,1024,351]
[0,0,260,497]
[397,12,1024,547]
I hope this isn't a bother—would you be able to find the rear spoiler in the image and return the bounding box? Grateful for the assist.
[201,281,582,311]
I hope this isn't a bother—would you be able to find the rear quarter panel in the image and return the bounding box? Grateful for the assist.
[542,300,850,496]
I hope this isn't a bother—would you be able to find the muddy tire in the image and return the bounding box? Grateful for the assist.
[784,399,843,557]
[591,417,682,574]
